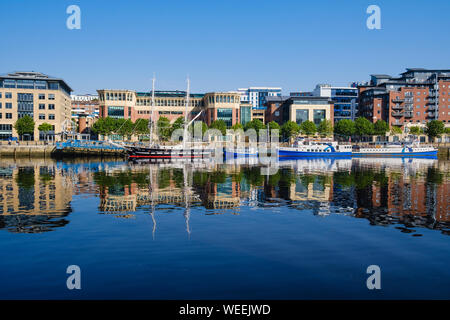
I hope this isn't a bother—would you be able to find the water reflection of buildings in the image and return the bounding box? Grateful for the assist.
[98,165,242,214]
[0,157,447,236]
[0,159,73,233]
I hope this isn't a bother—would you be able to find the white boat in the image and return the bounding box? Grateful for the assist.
[352,141,437,157]
[278,138,352,158]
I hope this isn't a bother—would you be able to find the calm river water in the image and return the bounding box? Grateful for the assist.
[0,156,449,299]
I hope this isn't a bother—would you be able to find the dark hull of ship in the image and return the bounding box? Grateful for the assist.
[127,146,211,159]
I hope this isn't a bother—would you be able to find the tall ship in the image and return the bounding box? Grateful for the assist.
[352,141,437,157]
[124,77,212,159]
[278,138,352,158]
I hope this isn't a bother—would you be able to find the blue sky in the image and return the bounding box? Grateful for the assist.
[0,0,449,94]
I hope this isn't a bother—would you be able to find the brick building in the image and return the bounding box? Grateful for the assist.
[358,68,450,130]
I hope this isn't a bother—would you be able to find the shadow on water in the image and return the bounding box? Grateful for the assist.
[0,156,448,236]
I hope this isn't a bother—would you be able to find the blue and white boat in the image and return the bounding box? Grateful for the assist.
[352,141,437,157]
[278,139,352,158]
[224,146,258,159]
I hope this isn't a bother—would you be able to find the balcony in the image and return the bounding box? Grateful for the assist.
[392,111,404,117]
[392,104,403,110]
[427,98,436,104]
[392,97,404,103]
[426,112,436,118]
[404,112,413,118]
[429,91,437,97]
[427,105,437,111]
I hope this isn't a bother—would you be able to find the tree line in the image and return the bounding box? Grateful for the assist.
[11,114,450,143]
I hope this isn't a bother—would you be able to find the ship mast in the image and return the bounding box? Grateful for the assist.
[149,75,156,146]
[183,77,190,150]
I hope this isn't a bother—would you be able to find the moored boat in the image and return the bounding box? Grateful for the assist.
[352,141,437,157]
[278,138,352,158]
[124,77,211,160]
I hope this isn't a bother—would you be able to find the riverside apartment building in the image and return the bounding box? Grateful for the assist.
[0,72,72,141]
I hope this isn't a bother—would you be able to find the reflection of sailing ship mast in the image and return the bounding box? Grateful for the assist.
[183,163,191,237]
[149,164,157,239]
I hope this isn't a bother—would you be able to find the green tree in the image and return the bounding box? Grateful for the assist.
[390,126,403,135]
[170,117,185,137]
[299,120,316,136]
[425,120,445,142]
[267,121,280,131]
[14,115,35,140]
[209,119,227,136]
[334,119,355,139]
[38,122,53,140]
[317,120,333,137]
[281,121,300,141]
[157,117,171,140]
[373,120,389,136]
[445,127,450,135]
[244,119,265,134]
[116,119,134,140]
[135,118,150,135]
[91,117,117,137]
[409,126,422,136]
[189,121,208,136]
[231,123,244,131]
[354,117,374,137]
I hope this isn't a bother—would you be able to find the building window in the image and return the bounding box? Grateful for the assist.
[39,114,45,120]
[240,106,251,125]
[217,108,233,127]
[39,94,45,99]
[48,94,55,100]
[6,113,12,119]
[107,106,124,118]
[5,92,12,99]
[48,104,55,110]
[313,109,326,125]
[296,109,309,124]
[48,114,55,120]
[6,103,12,109]
[39,104,45,110]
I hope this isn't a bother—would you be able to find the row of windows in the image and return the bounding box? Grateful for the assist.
[207,95,239,104]
[0,113,13,119]
[0,92,55,100]
[296,109,326,125]
[158,111,183,115]
[101,92,133,102]
[38,114,56,120]
[0,103,56,110]
[0,79,60,91]
[0,113,56,120]
[0,124,13,130]
[136,99,201,107]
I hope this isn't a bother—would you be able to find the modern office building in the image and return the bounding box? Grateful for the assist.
[237,87,282,110]
[265,96,334,126]
[358,68,450,129]
[291,84,358,122]
[97,89,243,127]
[0,72,72,141]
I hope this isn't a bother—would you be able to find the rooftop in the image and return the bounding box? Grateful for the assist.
[1,71,73,92]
